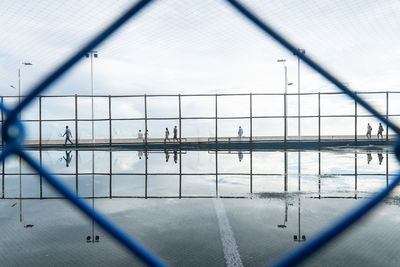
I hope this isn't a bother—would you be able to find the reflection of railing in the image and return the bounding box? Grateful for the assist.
[1,148,392,199]
[1,91,399,146]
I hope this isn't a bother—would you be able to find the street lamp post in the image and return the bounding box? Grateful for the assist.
[295,49,305,139]
[86,51,98,144]
[277,59,293,141]
[10,62,33,226]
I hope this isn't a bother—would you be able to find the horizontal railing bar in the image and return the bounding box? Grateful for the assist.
[13,114,400,123]
[2,91,400,99]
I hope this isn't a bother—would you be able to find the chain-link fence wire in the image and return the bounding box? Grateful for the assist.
[1,0,400,266]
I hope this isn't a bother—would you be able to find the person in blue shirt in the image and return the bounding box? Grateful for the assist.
[63,125,73,145]
[238,126,243,138]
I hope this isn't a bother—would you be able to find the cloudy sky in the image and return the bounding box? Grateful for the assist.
[1,0,400,97]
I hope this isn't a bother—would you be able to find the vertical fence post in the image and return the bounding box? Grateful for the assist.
[250,93,253,194]
[145,149,148,199]
[386,149,389,188]
[179,94,182,145]
[386,92,389,143]
[144,95,148,148]
[354,93,358,146]
[40,148,43,199]
[250,93,253,145]
[284,151,287,192]
[110,150,112,198]
[318,151,321,199]
[355,151,358,199]
[0,96,2,201]
[76,150,79,196]
[109,95,112,146]
[75,94,78,147]
[144,95,148,199]
[284,92,287,146]
[318,93,321,145]
[215,94,218,197]
[39,96,42,147]
[178,95,182,198]
[179,149,182,199]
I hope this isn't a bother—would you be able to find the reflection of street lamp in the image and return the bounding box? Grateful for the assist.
[293,197,306,242]
[86,175,100,243]
[277,199,288,228]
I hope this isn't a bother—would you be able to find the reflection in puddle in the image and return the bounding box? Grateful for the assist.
[1,147,400,266]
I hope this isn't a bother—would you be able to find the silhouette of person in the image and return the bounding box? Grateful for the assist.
[238,126,243,138]
[173,126,178,142]
[173,149,178,164]
[378,152,384,165]
[138,150,143,159]
[238,151,243,162]
[366,123,372,139]
[377,123,384,139]
[63,125,73,145]
[138,130,143,141]
[165,128,170,142]
[367,152,372,164]
[164,149,169,162]
[63,150,73,167]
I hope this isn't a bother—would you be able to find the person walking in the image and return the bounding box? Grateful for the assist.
[165,128,170,142]
[173,126,178,142]
[238,126,243,138]
[366,123,372,139]
[377,123,384,139]
[63,125,73,145]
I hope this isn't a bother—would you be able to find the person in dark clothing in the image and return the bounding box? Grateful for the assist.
[63,126,73,145]
[165,128,170,142]
[377,123,384,139]
[173,126,178,142]
[63,150,73,167]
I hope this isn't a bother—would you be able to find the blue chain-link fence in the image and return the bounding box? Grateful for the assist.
[1,0,399,266]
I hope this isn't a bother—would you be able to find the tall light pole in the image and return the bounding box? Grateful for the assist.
[11,62,33,225]
[277,59,293,141]
[295,49,305,139]
[86,51,98,144]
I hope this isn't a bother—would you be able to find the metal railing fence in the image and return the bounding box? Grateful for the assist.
[1,91,399,146]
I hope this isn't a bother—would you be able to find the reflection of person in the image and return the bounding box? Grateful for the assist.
[164,149,169,162]
[63,150,73,167]
[138,130,143,141]
[173,126,178,142]
[366,123,372,139]
[138,150,143,159]
[173,150,178,164]
[378,152,384,165]
[377,123,384,139]
[63,125,73,145]
[238,126,243,138]
[367,152,372,164]
[165,128,170,142]
[238,151,243,162]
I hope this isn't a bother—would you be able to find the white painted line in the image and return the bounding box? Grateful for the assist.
[213,198,244,267]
